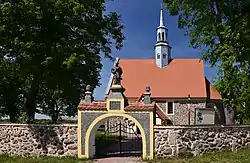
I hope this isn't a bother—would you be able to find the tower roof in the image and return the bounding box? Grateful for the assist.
[159,3,165,27]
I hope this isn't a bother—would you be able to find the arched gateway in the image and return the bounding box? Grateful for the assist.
[77,61,154,160]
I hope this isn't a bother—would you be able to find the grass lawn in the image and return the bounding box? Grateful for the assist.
[0,155,92,163]
[1,148,250,163]
[149,148,250,163]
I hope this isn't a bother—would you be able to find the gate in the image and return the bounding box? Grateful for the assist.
[95,119,142,158]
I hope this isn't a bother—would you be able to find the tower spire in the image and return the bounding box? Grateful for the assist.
[154,2,172,68]
[160,2,165,27]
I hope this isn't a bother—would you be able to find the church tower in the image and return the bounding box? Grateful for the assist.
[154,3,171,68]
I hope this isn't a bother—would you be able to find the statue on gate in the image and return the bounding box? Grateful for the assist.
[111,59,123,85]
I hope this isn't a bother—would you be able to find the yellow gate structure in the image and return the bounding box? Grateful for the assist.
[77,61,154,159]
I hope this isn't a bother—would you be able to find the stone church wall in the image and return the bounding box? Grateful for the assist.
[156,101,206,125]
[0,123,77,156]
[154,125,250,158]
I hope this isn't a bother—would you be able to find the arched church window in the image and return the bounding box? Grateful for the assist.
[157,54,160,59]
[162,32,165,40]
[163,53,166,59]
[158,33,161,41]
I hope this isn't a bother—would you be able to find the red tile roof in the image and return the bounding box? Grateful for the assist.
[205,77,222,99]
[115,58,221,100]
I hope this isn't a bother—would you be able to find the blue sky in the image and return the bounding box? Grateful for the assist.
[93,0,218,100]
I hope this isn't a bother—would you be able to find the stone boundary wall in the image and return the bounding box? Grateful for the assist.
[154,125,250,157]
[2,123,250,158]
[0,123,78,156]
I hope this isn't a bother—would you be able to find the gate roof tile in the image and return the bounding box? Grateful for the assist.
[78,101,168,122]
[78,101,154,112]
[78,101,107,111]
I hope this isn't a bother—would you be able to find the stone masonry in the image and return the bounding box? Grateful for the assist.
[154,125,250,158]
[0,123,77,156]
[156,101,206,125]
[1,123,249,158]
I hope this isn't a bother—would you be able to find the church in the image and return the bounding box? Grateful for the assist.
[104,6,234,125]
[77,5,236,159]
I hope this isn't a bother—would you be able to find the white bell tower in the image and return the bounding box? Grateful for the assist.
[154,3,171,68]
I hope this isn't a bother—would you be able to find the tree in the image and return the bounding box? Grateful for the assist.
[37,83,79,123]
[164,0,250,122]
[0,0,125,122]
[0,58,24,122]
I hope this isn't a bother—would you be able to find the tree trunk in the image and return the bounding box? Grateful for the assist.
[52,111,59,124]
[240,118,243,124]
[6,95,18,123]
[24,78,40,123]
[8,106,18,123]
[52,105,60,124]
